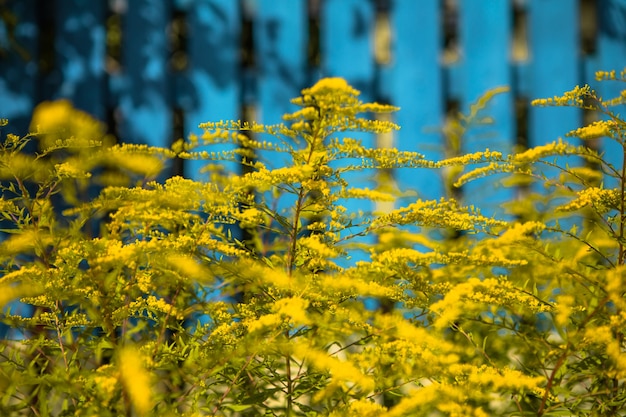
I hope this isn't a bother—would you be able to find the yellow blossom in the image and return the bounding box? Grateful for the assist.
[55,161,92,179]
[299,234,338,259]
[531,84,592,107]
[596,70,617,81]
[304,77,359,96]
[274,296,311,325]
[606,268,626,311]
[30,99,110,150]
[512,138,571,164]
[92,365,119,400]
[330,399,387,416]
[292,341,375,394]
[99,145,165,177]
[557,187,619,213]
[118,346,154,415]
[0,229,52,256]
[238,207,266,229]
[431,278,551,329]
[166,254,210,281]
[567,120,614,140]
[554,294,575,327]
[340,187,395,202]
[497,221,546,245]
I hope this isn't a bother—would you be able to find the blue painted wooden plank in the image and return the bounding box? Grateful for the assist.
[253,1,309,270]
[117,0,172,148]
[527,0,579,146]
[388,0,444,201]
[253,0,307,245]
[52,0,107,119]
[253,0,307,179]
[322,0,376,266]
[0,1,39,338]
[178,0,241,179]
[322,0,375,100]
[255,0,308,126]
[458,0,514,216]
[590,0,626,188]
[527,0,580,229]
[0,0,38,136]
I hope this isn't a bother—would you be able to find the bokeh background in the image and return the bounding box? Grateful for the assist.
[0,0,625,204]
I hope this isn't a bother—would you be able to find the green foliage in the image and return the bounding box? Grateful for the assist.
[1,73,626,416]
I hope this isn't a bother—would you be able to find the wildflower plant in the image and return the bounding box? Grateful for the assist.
[0,73,625,416]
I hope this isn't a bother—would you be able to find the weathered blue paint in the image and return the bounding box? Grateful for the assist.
[178,0,241,179]
[116,0,172,148]
[528,0,580,147]
[458,0,515,216]
[254,0,307,183]
[322,0,376,99]
[256,0,307,126]
[1,0,626,338]
[388,0,444,202]
[0,0,38,136]
[322,0,377,266]
[1,1,623,187]
[593,0,626,188]
[528,0,581,228]
[51,0,107,119]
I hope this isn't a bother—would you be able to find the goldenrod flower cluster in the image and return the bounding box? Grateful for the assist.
[3,75,626,416]
[567,120,615,140]
[531,84,592,107]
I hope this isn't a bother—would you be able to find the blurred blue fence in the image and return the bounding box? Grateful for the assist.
[1,0,626,339]
[0,0,625,204]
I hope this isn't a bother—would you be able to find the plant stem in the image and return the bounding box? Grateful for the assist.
[617,141,626,265]
[212,354,255,414]
[286,352,293,415]
[285,131,322,275]
[286,186,307,275]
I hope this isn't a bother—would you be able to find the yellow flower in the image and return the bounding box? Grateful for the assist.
[274,296,311,325]
[531,84,592,107]
[305,77,359,96]
[595,70,617,81]
[292,341,375,394]
[567,120,614,140]
[554,294,575,327]
[0,284,24,310]
[557,187,619,213]
[512,138,571,164]
[92,365,119,400]
[0,229,51,256]
[119,346,154,415]
[299,234,338,259]
[30,99,110,150]
[166,254,210,281]
[329,399,387,416]
[497,221,546,245]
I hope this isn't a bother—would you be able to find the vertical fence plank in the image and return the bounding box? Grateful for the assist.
[0,0,38,135]
[51,0,107,119]
[322,0,376,264]
[0,0,39,338]
[590,0,626,187]
[527,0,581,209]
[322,0,375,99]
[389,0,444,201]
[117,0,172,148]
[179,0,241,179]
[255,0,307,127]
[458,0,514,216]
[527,0,580,231]
[253,0,308,276]
[528,0,579,146]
